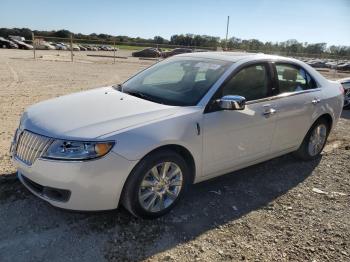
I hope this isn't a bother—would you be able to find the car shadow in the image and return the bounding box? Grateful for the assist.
[0,153,321,261]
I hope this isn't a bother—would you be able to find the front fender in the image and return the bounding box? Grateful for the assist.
[108,110,203,178]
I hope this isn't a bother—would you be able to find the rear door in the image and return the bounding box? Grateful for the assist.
[269,63,321,153]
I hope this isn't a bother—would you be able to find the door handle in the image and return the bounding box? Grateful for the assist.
[311,98,321,105]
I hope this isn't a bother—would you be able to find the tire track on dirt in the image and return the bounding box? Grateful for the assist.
[6,61,20,89]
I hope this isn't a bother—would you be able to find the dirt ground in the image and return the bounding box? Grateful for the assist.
[0,49,349,262]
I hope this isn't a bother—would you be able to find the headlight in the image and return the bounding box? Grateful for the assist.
[42,140,114,161]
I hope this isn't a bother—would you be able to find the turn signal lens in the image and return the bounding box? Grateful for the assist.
[95,143,113,156]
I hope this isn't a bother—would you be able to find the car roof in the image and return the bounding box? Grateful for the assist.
[176,51,329,86]
[176,51,297,63]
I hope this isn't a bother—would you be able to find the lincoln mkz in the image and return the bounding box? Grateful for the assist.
[11,53,344,218]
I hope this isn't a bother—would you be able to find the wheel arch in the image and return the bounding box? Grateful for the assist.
[138,144,196,184]
[296,112,333,152]
[315,113,333,131]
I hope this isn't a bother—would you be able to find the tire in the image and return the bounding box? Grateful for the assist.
[343,89,350,110]
[121,149,190,219]
[294,118,330,161]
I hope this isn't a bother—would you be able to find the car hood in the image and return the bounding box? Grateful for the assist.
[22,86,179,139]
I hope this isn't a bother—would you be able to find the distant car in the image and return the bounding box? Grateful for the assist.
[99,45,113,51]
[9,35,25,42]
[52,43,67,50]
[0,37,18,49]
[78,45,87,51]
[83,45,93,51]
[66,44,80,51]
[11,53,344,219]
[34,41,56,50]
[307,60,327,68]
[162,48,193,58]
[337,63,350,71]
[325,61,338,69]
[337,77,350,109]
[11,39,33,50]
[132,47,161,58]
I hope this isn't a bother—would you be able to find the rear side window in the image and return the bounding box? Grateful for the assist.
[275,64,317,94]
[221,64,269,101]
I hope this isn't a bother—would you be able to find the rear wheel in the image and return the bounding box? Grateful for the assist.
[122,150,189,219]
[294,118,330,160]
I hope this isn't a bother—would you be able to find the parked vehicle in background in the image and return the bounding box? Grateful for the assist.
[78,45,87,51]
[66,44,80,51]
[52,43,67,50]
[34,41,56,50]
[325,61,338,69]
[132,47,162,58]
[0,37,18,49]
[11,53,344,219]
[10,39,33,50]
[8,35,25,42]
[162,48,193,58]
[307,59,327,68]
[337,63,350,71]
[337,77,350,109]
[99,45,113,51]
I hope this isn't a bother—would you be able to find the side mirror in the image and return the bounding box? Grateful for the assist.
[217,95,246,110]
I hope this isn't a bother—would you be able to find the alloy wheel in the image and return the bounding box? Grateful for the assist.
[138,162,183,212]
[308,124,327,156]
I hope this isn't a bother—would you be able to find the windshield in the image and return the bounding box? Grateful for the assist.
[122,57,231,106]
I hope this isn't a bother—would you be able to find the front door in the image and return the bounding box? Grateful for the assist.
[202,63,277,177]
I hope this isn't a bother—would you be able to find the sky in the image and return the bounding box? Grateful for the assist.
[0,0,349,46]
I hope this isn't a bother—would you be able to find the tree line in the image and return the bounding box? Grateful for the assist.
[0,27,349,57]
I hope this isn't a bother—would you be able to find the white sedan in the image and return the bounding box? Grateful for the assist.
[11,53,344,218]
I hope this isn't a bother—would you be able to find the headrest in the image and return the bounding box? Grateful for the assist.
[205,69,217,83]
[283,69,297,81]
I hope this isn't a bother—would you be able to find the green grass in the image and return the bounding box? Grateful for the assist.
[117,45,147,51]
[117,45,171,51]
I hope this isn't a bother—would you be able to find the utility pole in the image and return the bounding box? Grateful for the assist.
[113,40,116,64]
[70,34,73,62]
[32,32,36,59]
[225,16,230,51]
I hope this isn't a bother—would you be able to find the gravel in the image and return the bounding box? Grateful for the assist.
[0,49,349,261]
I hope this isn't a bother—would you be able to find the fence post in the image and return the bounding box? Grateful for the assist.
[70,34,73,62]
[335,58,338,79]
[113,40,116,64]
[32,32,36,60]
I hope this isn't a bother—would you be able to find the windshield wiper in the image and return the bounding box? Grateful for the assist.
[124,90,162,104]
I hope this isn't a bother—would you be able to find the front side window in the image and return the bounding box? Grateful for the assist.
[122,57,231,106]
[275,64,317,94]
[221,64,270,101]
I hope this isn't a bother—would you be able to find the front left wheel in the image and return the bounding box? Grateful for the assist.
[121,149,190,219]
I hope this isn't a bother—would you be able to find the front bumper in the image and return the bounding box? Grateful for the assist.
[13,152,138,211]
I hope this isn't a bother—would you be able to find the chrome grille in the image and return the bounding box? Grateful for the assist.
[14,130,53,166]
